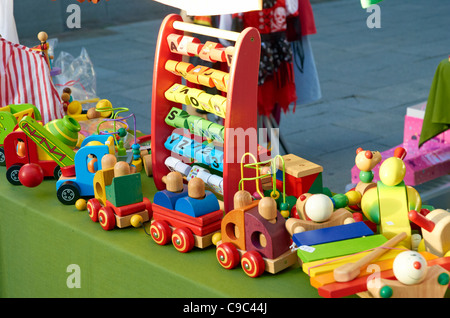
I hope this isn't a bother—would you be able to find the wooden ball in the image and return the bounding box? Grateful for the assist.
[61,93,71,102]
[101,154,117,170]
[38,31,48,42]
[258,197,277,223]
[188,177,205,199]
[166,171,184,193]
[296,193,312,220]
[233,190,253,209]
[114,161,130,177]
[63,87,72,94]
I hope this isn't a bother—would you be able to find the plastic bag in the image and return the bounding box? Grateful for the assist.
[0,0,19,44]
[53,47,98,106]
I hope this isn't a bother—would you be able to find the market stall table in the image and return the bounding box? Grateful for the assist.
[0,167,322,298]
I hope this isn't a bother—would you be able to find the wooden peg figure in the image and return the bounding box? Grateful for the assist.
[101,154,117,170]
[258,197,278,224]
[166,171,184,193]
[61,93,71,114]
[233,190,253,210]
[114,161,130,177]
[37,31,51,69]
[188,177,206,199]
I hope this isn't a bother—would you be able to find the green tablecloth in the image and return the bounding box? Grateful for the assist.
[0,166,320,298]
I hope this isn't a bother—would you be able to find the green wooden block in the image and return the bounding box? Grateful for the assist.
[105,173,143,207]
[165,107,189,129]
[296,234,388,263]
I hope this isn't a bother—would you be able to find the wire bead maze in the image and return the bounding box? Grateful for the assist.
[94,106,141,163]
[239,153,290,218]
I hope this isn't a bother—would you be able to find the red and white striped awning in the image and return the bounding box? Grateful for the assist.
[0,37,63,123]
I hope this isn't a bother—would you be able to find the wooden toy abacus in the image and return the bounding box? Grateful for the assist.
[151,14,261,213]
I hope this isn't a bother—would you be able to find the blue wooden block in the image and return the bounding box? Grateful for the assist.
[174,191,220,217]
[153,186,188,210]
[292,221,374,247]
[164,133,182,152]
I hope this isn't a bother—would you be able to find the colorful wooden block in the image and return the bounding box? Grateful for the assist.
[195,92,214,113]
[198,41,223,62]
[164,133,182,152]
[296,234,388,263]
[177,35,201,56]
[185,65,210,85]
[224,46,235,66]
[292,221,374,247]
[244,208,291,260]
[153,186,189,210]
[174,191,220,217]
[164,83,191,105]
[167,33,182,53]
[377,180,412,248]
[105,173,143,207]
[276,154,324,197]
[221,201,259,251]
[210,69,229,92]
[210,94,227,118]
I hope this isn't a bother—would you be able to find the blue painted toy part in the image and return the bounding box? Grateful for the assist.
[164,133,224,172]
[164,133,183,152]
[292,221,374,247]
[56,144,110,197]
[80,133,111,148]
[153,186,189,210]
[174,191,220,218]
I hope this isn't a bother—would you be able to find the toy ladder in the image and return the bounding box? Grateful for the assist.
[151,14,261,213]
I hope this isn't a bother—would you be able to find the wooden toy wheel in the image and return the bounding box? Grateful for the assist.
[150,220,172,245]
[56,182,80,205]
[172,227,195,253]
[87,198,101,222]
[6,165,22,185]
[53,165,62,180]
[241,251,265,278]
[0,148,5,166]
[98,206,116,231]
[216,242,240,270]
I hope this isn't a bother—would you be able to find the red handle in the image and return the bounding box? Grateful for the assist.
[408,210,435,232]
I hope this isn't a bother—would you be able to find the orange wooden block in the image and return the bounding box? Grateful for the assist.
[167,34,182,53]
[198,41,223,62]
[177,35,201,56]
[210,70,229,92]
[175,61,194,79]
[209,47,227,63]
[225,46,235,66]
[185,65,210,85]
[221,200,259,251]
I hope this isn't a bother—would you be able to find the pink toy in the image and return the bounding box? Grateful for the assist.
[351,102,450,186]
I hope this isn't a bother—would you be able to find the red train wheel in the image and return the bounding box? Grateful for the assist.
[87,198,101,222]
[98,206,116,231]
[216,242,240,270]
[172,227,195,253]
[241,251,265,278]
[150,220,171,245]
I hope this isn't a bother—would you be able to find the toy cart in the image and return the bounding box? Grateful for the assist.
[150,201,223,253]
